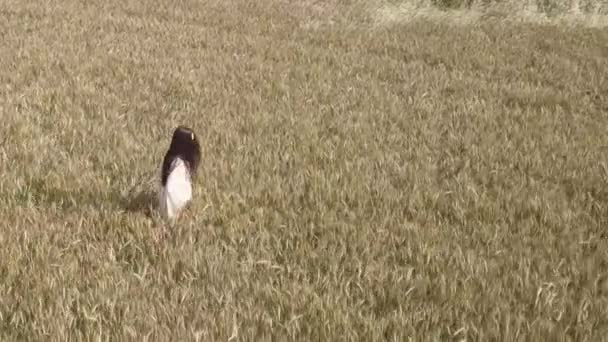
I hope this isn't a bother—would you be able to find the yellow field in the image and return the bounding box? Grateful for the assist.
[1,0,607,340]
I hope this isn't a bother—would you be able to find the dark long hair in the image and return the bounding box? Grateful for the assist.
[161,126,201,185]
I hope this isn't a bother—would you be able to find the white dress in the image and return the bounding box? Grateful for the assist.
[159,158,192,220]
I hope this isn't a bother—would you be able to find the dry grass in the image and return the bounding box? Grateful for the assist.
[374,0,608,28]
[1,0,607,340]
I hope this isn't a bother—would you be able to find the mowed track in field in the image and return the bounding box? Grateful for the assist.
[0,0,607,340]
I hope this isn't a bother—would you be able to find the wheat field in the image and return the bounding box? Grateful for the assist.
[0,0,607,340]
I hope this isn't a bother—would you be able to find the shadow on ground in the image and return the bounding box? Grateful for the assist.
[12,177,157,217]
[122,189,157,217]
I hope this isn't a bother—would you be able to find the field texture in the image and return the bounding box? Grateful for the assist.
[1,0,607,340]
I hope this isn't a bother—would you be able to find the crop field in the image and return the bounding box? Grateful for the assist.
[0,0,607,340]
